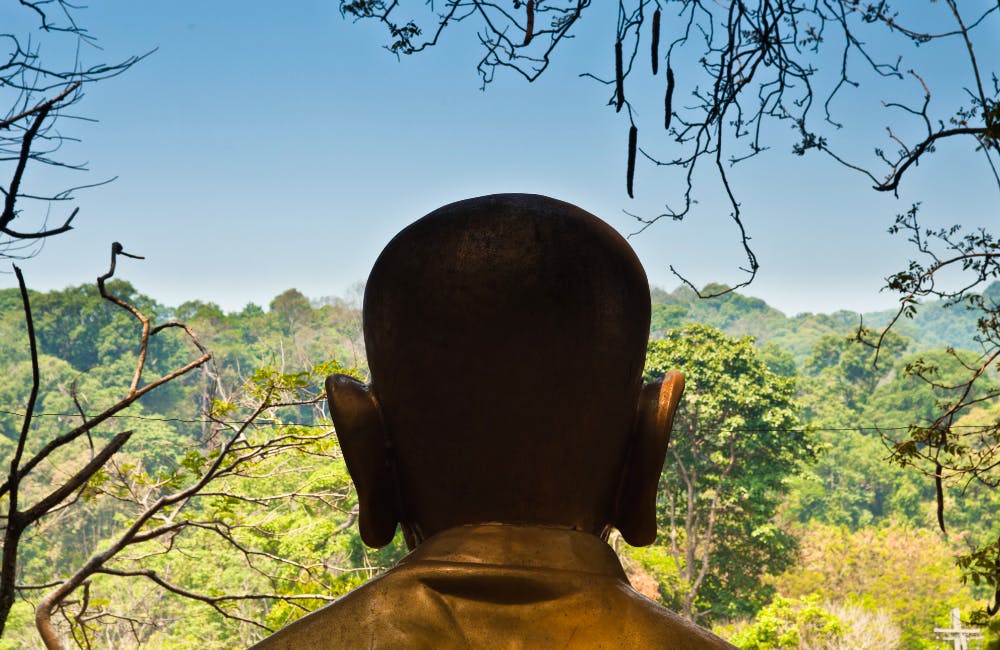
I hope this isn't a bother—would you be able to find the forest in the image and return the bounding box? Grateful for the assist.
[1,0,998,647]
[0,279,997,649]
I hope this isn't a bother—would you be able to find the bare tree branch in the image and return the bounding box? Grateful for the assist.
[0,264,41,635]
[0,245,212,639]
[340,1,999,293]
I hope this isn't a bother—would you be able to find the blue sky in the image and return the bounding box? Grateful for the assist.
[3,1,998,316]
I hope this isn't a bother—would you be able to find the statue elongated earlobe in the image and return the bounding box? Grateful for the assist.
[614,371,685,546]
[326,374,399,548]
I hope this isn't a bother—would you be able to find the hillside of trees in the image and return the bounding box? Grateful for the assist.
[1,281,998,648]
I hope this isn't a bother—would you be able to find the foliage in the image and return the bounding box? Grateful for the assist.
[618,542,684,610]
[0,271,389,647]
[726,594,843,650]
[0,251,213,644]
[27,357,373,648]
[337,7,999,616]
[781,428,927,531]
[771,522,975,648]
[643,324,810,622]
[2,281,996,645]
[783,329,927,530]
[649,283,996,364]
[722,594,903,650]
[875,206,1000,619]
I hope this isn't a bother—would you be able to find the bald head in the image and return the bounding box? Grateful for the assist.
[361,194,651,539]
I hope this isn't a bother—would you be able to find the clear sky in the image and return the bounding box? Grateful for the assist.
[3,1,998,316]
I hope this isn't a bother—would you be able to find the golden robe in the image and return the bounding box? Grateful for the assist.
[251,524,735,649]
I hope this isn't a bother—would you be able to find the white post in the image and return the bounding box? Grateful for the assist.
[952,608,965,650]
[933,608,983,650]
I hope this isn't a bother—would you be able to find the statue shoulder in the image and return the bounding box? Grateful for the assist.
[603,584,736,649]
[248,565,736,649]
[247,572,403,650]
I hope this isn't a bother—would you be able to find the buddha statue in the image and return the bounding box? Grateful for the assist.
[252,194,734,648]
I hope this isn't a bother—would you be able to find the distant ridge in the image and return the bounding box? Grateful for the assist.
[2,280,994,369]
[650,281,1000,362]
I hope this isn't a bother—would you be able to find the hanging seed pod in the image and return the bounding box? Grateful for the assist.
[627,125,638,198]
[651,9,661,76]
[523,0,534,46]
[615,40,624,112]
[665,65,675,130]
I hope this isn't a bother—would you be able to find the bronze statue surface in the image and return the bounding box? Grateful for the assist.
[251,194,734,648]
[255,524,727,649]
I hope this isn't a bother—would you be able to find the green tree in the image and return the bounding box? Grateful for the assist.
[803,330,909,414]
[269,289,314,336]
[339,2,999,619]
[28,359,364,648]
[863,348,998,427]
[785,330,928,530]
[0,249,212,644]
[0,276,384,647]
[722,593,905,650]
[339,5,1000,617]
[643,324,812,622]
[726,594,844,650]
[771,523,976,648]
[782,429,926,531]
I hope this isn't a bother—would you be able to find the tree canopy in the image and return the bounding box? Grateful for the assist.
[1,281,995,646]
[645,324,810,621]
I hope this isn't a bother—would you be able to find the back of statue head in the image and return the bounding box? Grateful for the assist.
[327,194,683,549]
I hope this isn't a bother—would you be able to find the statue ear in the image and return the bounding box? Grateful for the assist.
[326,374,399,548]
[614,371,685,546]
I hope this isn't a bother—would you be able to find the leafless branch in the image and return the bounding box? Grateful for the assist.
[0,264,41,635]
[29,355,358,648]
[0,245,211,501]
[0,245,212,640]
[2,1,150,260]
[341,1,999,294]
